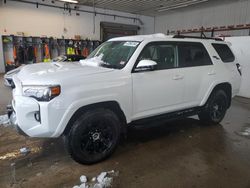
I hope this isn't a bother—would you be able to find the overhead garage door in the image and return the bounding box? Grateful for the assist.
[100,22,140,41]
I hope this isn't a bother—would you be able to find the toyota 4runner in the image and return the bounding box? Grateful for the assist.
[9,34,241,164]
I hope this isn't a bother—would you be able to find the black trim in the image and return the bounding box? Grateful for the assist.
[129,106,202,127]
[236,63,242,76]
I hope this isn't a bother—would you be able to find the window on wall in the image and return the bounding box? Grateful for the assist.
[138,42,177,70]
[212,43,235,63]
[178,42,213,67]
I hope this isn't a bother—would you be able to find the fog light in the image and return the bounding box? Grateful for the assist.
[34,111,41,122]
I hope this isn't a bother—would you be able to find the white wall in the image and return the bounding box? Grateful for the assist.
[0,0,155,73]
[226,36,250,98]
[155,0,250,36]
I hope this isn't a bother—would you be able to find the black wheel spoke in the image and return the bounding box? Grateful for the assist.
[216,110,221,117]
[67,109,120,164]
[80,118,114,155]
[209,95,227,121]
[101,137,111,148]
[212,111,217,119]
[84,140,91,150]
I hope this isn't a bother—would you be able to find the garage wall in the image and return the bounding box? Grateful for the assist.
[155,0,250,36]
[0,1,155,38]
[0,0,155,73]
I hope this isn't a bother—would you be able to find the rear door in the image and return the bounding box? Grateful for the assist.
[176,42,215,107]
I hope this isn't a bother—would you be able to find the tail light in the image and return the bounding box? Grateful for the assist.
[236,63,242,76]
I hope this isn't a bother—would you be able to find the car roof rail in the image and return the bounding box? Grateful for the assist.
[173,35,223,41]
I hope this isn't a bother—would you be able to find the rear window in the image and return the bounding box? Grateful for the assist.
[212,43,235,63]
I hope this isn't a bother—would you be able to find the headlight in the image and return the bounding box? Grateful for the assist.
[22,85,61,101]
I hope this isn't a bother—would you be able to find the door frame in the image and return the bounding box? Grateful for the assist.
[100,22,140,41]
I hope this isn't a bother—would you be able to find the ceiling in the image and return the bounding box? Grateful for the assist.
[78,0,211,16]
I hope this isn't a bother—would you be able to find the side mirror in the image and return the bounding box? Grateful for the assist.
[134,60,157,72]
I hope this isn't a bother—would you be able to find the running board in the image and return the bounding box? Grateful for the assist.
[129,107,202,127]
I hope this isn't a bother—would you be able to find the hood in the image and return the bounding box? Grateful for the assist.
[16,61,114,85]
[5,65,25,76]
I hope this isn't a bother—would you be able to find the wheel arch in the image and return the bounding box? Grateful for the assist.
[205,82,232,108]
[63,101,127,135]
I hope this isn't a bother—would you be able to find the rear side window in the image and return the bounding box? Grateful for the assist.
[178,42,212,68]
[212,43,235,63]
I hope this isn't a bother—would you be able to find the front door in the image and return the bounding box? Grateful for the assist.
[132,42,184,120]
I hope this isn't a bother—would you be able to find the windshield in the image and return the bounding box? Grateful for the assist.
[53,55,67,62]
[87,41,140,69]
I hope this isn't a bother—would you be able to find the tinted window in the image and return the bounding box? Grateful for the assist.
[138,43,177,70]
[212,43,235,63]
[178,42,212,67]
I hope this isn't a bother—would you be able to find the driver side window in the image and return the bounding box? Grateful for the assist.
[138,43,177,70]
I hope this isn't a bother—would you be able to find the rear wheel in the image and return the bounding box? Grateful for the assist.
[65,108,121,164]
[198,90,228,124]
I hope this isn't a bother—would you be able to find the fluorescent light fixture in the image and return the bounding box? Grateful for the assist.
[59,0,78,3]
[157,0,208,12]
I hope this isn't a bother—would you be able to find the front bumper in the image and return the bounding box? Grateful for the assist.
[12,95,66,137]
[11,75,66,137]
[7,105,27,136]
[11,76,72,138]
[8,111,28,137]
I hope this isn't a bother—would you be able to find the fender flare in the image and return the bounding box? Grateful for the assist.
[201,82,232,108]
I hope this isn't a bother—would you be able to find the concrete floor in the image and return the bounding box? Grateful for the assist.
[0,74,250,188]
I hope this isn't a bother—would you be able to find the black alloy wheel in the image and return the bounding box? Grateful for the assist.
[199,90,228,124]
[65,108,121,164]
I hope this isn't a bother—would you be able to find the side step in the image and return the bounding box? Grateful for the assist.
[129,107,202,128]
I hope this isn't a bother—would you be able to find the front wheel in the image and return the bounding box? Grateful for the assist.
[65,108,121,165]
[198,90,228,124]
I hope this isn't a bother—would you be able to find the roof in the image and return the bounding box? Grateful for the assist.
[108,33,225,43]
[108,33,173,42]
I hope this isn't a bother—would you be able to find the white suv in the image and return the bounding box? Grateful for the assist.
[9,34,241,164]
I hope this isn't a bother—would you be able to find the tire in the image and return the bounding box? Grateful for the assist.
[198,90,228,124]
[65,108,121,165]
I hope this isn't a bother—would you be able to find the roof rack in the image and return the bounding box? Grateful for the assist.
[173,34,223,41]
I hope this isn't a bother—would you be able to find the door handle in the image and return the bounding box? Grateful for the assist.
[173,75,184,80]
[213,56,220,60]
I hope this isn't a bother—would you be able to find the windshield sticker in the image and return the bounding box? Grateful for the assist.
[124,42,139,47]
